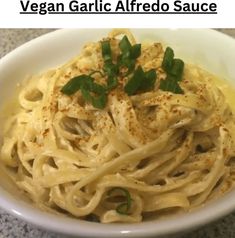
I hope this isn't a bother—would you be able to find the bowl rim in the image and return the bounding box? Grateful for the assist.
[1,28,235,237]
[1,180,235,237]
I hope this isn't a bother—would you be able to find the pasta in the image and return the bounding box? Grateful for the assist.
[1,29,235,223]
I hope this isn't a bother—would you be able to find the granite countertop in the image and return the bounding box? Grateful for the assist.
[1,29,235,238]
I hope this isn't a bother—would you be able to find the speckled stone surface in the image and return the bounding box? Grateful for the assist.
[1,29,235,238]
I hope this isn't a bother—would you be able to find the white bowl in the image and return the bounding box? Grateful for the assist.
[1,29,235,238]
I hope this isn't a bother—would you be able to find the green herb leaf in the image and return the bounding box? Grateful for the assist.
[101,40,112,62]
[101,40,120,91]
[116,203,130,215]
[160,75,183,94]
[61,74,107,109]
[104,61,119,77]
[81,77,107,109]
[107,76,118,90]
[62,35,148,109]
[160,47,184,94]
[124,66,145,95]
[139,69,157,91]
[91,93,107,109]
[130,44,141,59]
[81,86,107,109]
[170,58,184,81]
[119,58,136,76]
[81,77,106,94]
[108,187,132,215]
[162,47,174,73]
[103,61,119,90]
[119,36,132,54]
[118,38,141,76]
[124,66,157,95]
[60,75,89,95]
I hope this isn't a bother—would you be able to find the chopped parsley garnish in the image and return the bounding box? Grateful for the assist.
[101,40,119,91]
[61,75,87,95]
[162,46,174,72]
[61,75,107,109]
[101,40,112,62]
[124,66,157,95]
[160,47,184,94]
[118,36,141,76]
[108,187,132,215]
[139,69,157,91]
[61,37,185,109]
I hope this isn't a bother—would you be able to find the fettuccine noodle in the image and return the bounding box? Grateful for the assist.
[1,29,235,223]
